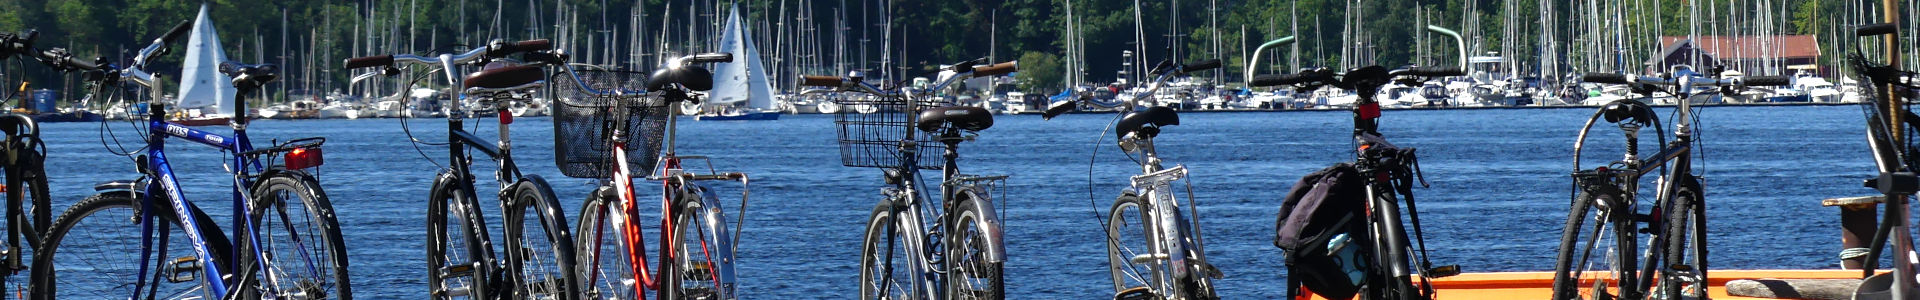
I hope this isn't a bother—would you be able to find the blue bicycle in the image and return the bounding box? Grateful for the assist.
[29,20,351,299]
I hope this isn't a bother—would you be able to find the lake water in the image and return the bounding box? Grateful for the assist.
[29,105,1882,298]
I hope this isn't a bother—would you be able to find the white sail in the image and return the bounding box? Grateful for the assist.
[710,3,776,111]
[176,4,235,116]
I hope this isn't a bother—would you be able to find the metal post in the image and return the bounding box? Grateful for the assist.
[1884,0,1913,296]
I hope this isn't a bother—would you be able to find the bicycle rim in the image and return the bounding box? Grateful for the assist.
[428,188,490,300]
[1552,192,1633,300]
[859,203,915,300]
[664,193,736,300]
[32,193,209,299]
[244,175,350,299]
[946,198,1003,300]
[576,195,640,300]
[1106,195,1161,295]
[505,180,578,300]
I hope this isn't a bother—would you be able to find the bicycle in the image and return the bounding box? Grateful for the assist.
[554,53,752,300]
[797,58,1015,300]
[344,39,579,299]
[1547,66,1791,300]
[1249,60,1467,300]
[30,20,351,299]
[0,29,69,290]
[1842,22,1920,298]
[1040,58,1224,300]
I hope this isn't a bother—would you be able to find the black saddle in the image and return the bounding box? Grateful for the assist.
[1117,106,1179,139]
[463,62,544,89]
[917,106,994,132]
[1601,99,1654,125]
[218,62,279,87]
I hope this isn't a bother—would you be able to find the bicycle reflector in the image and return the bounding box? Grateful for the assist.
[1358,102,1382,120]
[285,147,324,170]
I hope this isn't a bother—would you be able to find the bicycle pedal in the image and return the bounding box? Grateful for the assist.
[164,256,201,283]
[1199,262,1224,279]
[683,262,714,281]
[1425,265,1462,278]
[438,262,477,278]
[1113,286,1156,300]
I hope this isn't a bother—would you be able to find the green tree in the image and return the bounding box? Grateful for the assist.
[1015,51,1061,93]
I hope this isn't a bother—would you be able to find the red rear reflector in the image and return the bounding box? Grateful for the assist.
[1358,103,1382,120]
[499,111,514,125]
[285,148,325,170]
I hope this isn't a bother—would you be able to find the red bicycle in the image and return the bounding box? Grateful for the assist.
[554,54,748,300]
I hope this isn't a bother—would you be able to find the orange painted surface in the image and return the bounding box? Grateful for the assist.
[1295,270,1875,300]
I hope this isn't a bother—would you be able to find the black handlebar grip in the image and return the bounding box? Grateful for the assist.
[522,51,565,64]
[972,62,1017,77]
[161,20,194,45]
[1858,23,1899,37]
[1744,76,1792,87]
[799,75,844,87]
[1041,100,1077,120]
[1583,73,1630,84]
[1181,59,1222,73]
[1402,66,1464,77]
[344,55,394,69]
[1250,74,1320,87]
[506,39,552,52]
[690,52,734,63]
[62,55,99,71]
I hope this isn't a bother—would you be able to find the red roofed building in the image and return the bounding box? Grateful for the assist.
[1647,35,1822,76]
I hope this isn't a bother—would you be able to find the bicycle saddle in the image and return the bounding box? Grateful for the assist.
[1117,106,1179,139]
[916,106,993,132]
[1601,99,1654,125]
[646,66,714,92]
[218,62,279,87]
[463,61,544,89]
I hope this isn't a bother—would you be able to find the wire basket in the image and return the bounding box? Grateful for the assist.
[834,93,949,169]
[551,69,670,178]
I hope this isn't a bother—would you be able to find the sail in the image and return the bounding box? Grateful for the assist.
[176,4,235,116]
[709,3,776,110]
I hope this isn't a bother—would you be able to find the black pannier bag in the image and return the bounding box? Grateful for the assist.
[1275,163,1371,300]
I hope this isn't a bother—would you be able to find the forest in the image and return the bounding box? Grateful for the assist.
[0,0,1891,96]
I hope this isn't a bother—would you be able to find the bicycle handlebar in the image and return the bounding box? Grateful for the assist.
[1859,23,1899,37]
[1248,71,1336,87]
[1042,58,1213,119]
[1180,59,1221,74]
[687,52,734,64]
[1392,66,1464,77]
[972,62,1017,78]
[343,38,551,70]
[160,20,193,45]
[1581,72,1792,88]
[798,75,843,88]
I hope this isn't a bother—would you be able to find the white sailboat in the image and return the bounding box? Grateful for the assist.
[699,3,780,121]
[175,4,236,126]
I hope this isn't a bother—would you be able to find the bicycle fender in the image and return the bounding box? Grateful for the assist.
[511,175,577,251]
[427,170,472,206]
[956,188,1006,263]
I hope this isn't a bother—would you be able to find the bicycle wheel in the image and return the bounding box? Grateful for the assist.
[946,197,1004,300]
[660,187,737,300]
[428,185,493,300]
[6,154,51,268]
[502,177,580,300]
[30,192,219,299]
[239,173,352,299]
[1550,191,1640,300]
[1658,182,1708,300]
[1105,194,1163,295]
[859,202,915,300]
[576,188,640,300]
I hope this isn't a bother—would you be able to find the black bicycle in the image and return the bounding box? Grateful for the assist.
[345,39,580,300]
[1549,67,1790,300]
[0,29,63,289]
[1842,22,1920,298]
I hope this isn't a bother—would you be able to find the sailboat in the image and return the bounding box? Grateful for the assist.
[175,4,236,126]
[698,3,780,121]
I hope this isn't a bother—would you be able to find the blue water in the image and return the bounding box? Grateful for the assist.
[31,105,1877,298]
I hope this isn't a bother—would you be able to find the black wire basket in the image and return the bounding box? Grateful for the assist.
[551,69,669,178]
[833,93,948,170]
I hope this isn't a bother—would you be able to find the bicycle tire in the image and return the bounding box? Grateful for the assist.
[6,153,51,269]
[1659,182,1708,300]
[575,187,640,300]
[858,202,914,300]
[238,172,352,299]
[946,197,1004,300]
[660,186,738,300]
[1105,194,1163,295]
[502,176,580,300]
[29,191,222,299]
[1550,191,1639,300]
[428,185,493,300]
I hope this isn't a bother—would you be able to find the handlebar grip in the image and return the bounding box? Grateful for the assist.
[690,52,734,63]
[522,51,566,64]
[1180,59,1222,73]
[1041,100,1076,120]
[1583,73,1630,84]
[1249,73,1328,87]
[1858,23,1899,37]
[506,39,552,52]
[972,62,1016,77]
[344,55,393,69]
[1744,76,1792,87]
[62,55,99,71]
[161,20,194,45]
[799,75,844,87]
[1401,66,1464,77]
